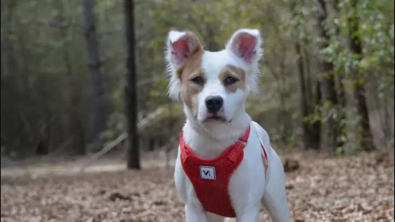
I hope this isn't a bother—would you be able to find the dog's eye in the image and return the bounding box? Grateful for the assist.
[224,76,239,85]
[191,76,204,85]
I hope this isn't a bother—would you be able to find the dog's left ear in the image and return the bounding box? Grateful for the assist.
[225,29,263,64]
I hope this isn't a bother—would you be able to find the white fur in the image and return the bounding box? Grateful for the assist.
[225,28,263,94]
[165,31,185,101]
[194,50,248,123]
[166,29,290,222]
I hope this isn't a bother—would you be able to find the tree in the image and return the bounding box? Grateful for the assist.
[332,0,346,107]
[82,0,106,152]
[292,1,320,150]
[347,0,375,151]
[315,0,339,154]
[124,0,141,169]
[0,0,391,160]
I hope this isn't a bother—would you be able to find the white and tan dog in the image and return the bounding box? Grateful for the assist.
[165,28,290,222]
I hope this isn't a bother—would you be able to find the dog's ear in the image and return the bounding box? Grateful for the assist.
[225,29,263,64]
[166,30,202,69]
[165,30,202,101]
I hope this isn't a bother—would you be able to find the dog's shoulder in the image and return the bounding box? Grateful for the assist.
[250,121,272,156]
[250,121,270,142]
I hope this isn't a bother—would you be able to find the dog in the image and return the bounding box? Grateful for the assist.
[165,28,290,222]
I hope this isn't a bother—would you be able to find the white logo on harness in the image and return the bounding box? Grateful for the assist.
[200,166,216,180]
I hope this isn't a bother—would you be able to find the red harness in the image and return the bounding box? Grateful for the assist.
[180,125,269,218]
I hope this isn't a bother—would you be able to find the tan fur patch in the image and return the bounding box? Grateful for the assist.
[219,65,246,93]
[176,35,204,109]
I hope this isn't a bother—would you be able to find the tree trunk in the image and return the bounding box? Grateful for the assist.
[82,0,106,151]
[347,0,375,151]
[333,0,346,107]
[315,0,339,154]
[124,0,141,169]
[296,43,308,118]
[296,42,310,149]
[291,1,320,150]
[311,81,322,145]
[303,81,322,150]
[303,45,321,149]
[302,45,314,110]
[326,0,346,150]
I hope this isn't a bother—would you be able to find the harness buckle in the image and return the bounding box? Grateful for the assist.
[238,140,247,145]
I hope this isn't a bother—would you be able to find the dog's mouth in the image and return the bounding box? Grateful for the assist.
[203,113,227,123]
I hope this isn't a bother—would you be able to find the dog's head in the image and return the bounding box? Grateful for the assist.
[165,29,263,124]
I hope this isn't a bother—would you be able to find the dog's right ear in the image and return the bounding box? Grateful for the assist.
[166,30,202,69]
[165,30,202,101]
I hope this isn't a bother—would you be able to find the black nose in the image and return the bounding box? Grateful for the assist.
[205,96,223,113]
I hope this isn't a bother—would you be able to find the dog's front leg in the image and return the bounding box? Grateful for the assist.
[185,204,208,222]
[235,206,260,222]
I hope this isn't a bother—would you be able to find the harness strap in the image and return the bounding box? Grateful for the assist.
[252,126,270,186]
[227,127,250,163]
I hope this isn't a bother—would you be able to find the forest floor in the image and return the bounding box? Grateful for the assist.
[1,151,394,222]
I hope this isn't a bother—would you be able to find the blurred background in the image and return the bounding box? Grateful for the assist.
[1,0,394,221]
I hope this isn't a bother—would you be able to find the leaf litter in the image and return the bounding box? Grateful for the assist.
[1,152,393,222]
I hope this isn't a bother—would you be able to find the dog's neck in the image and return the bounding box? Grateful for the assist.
[182,109,251,159]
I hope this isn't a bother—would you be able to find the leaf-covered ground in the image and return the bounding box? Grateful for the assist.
[1,152,394,222]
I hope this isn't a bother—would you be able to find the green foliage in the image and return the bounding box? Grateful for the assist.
[1,0,393,156]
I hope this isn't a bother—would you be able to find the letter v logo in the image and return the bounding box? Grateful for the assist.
[200,166,216,180]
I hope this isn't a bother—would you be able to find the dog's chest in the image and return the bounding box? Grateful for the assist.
[174,130,266,217]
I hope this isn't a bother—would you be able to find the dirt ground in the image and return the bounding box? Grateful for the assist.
[1,152,394,222]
